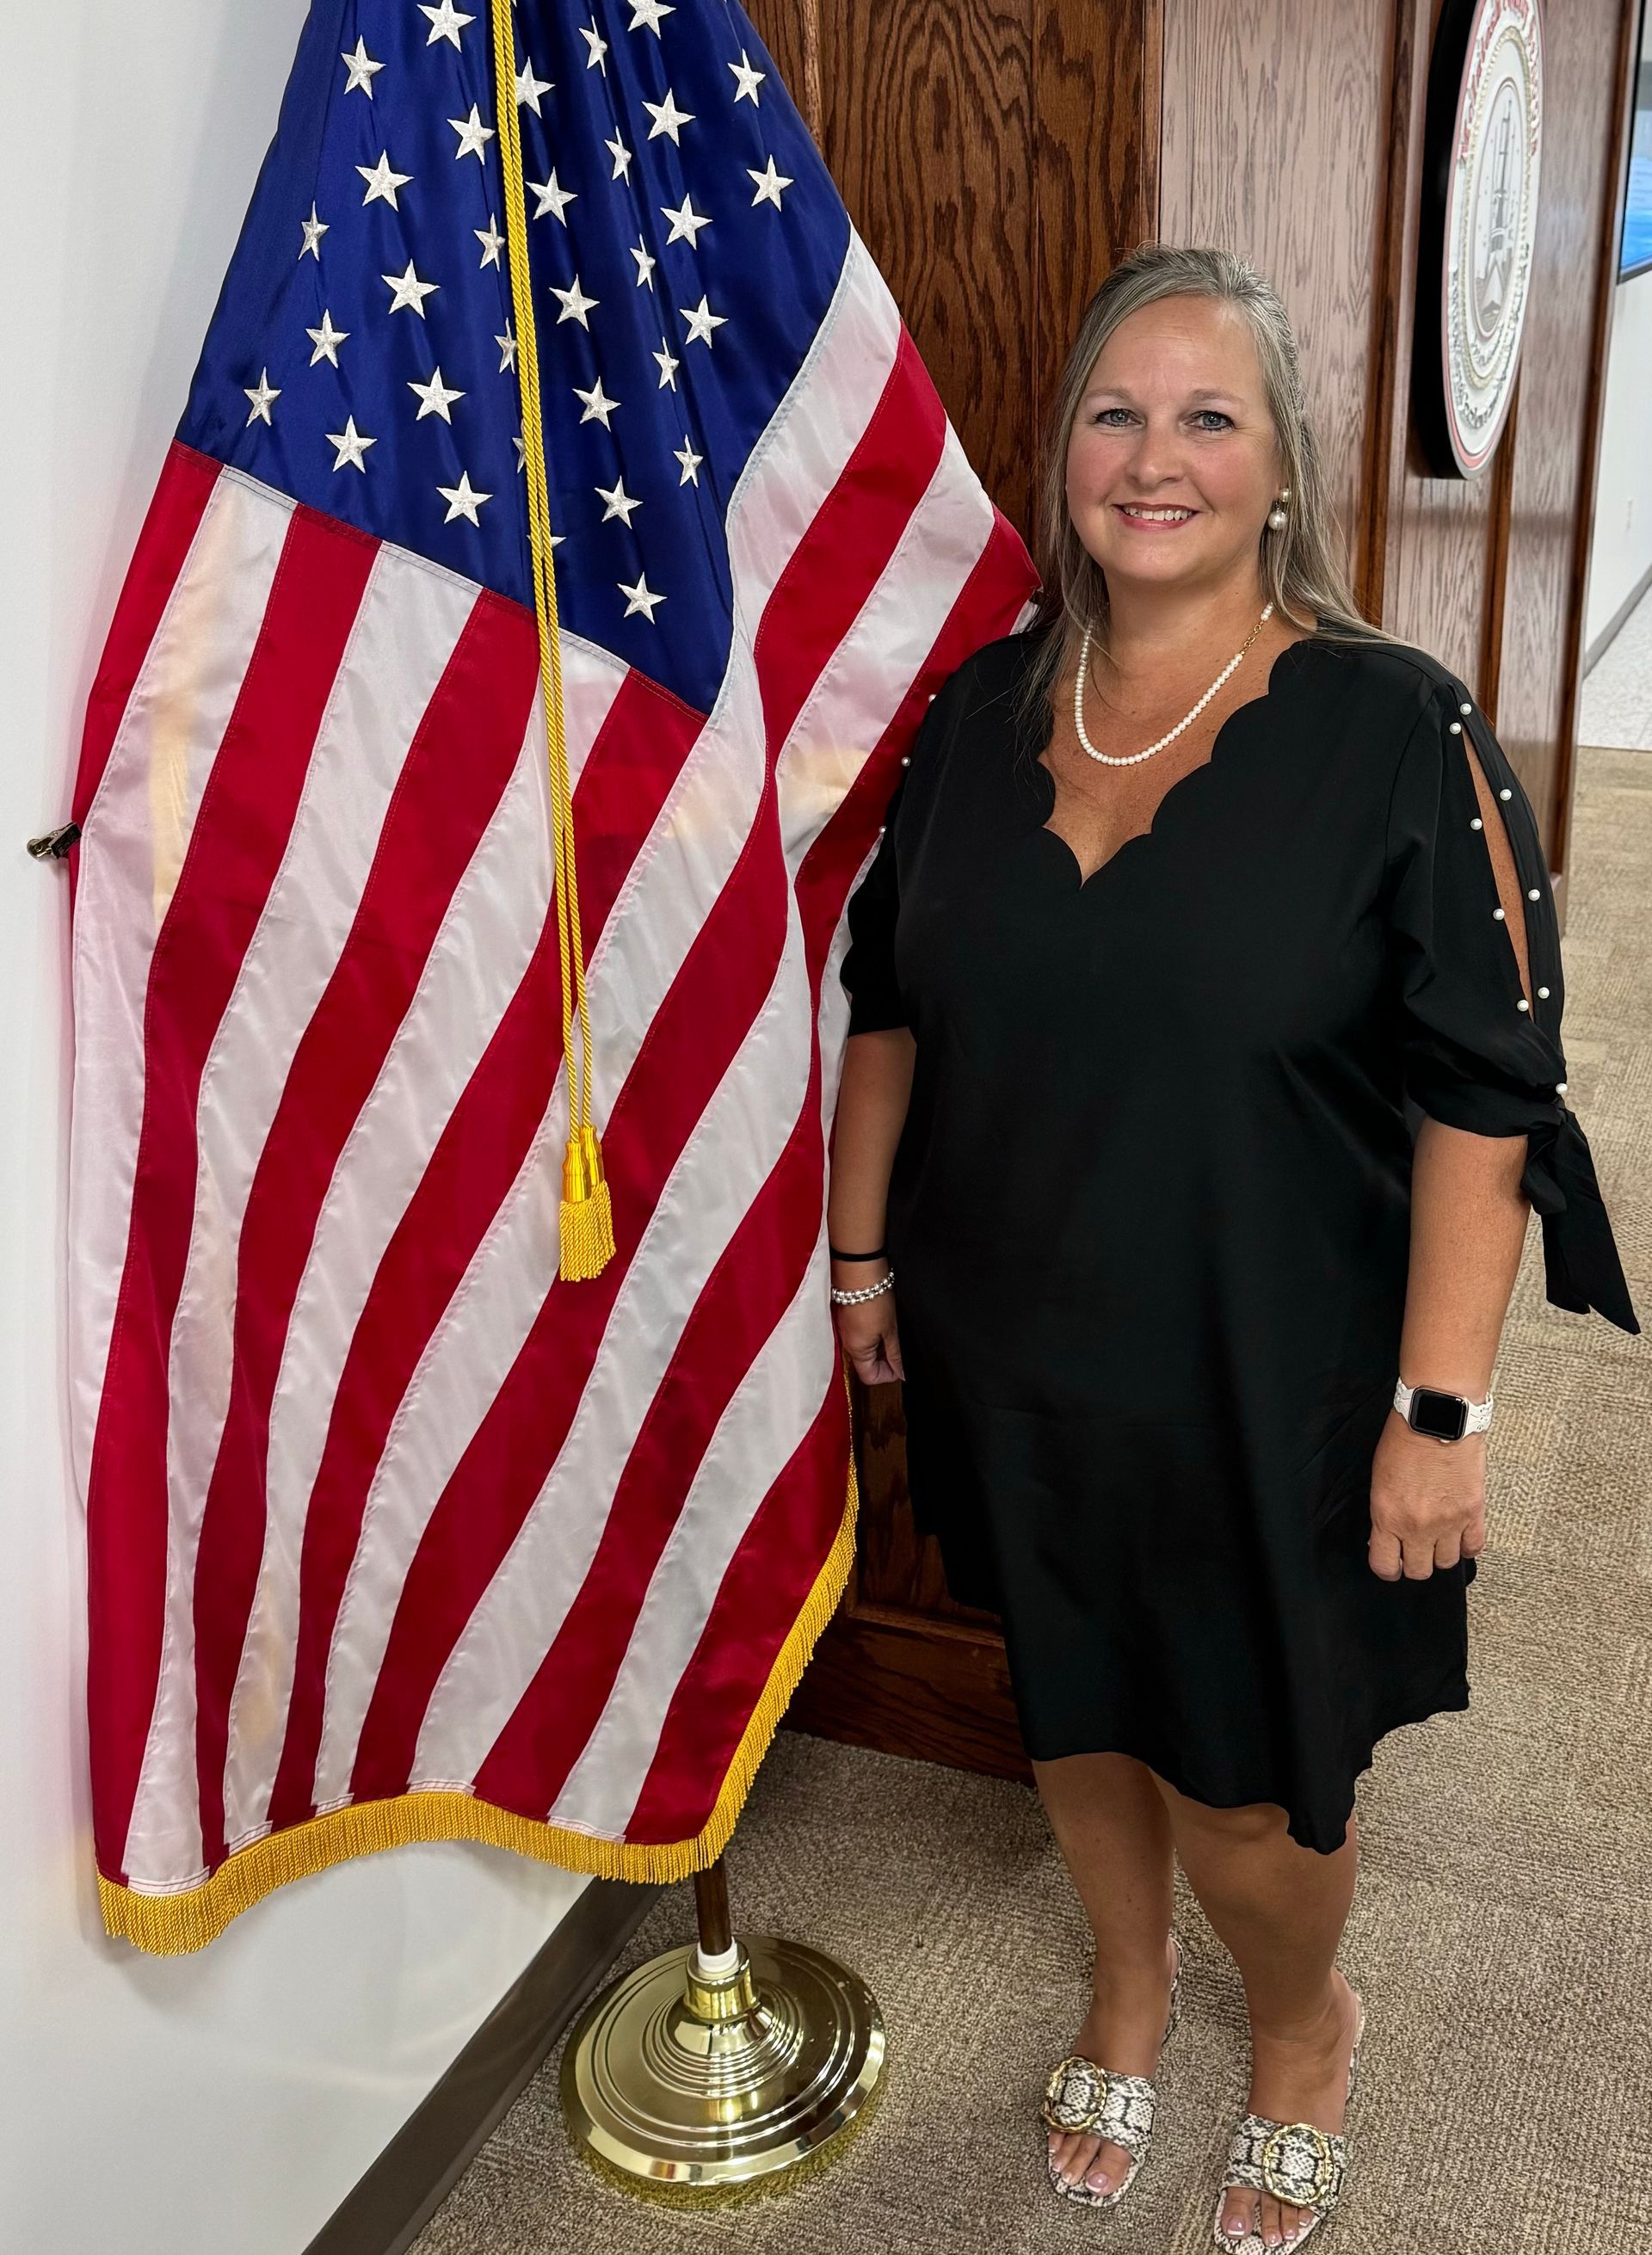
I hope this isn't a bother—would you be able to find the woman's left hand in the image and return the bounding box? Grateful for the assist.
[1367,1411,1488,1580]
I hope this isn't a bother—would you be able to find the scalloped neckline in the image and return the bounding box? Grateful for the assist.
[1032,633,1319,890]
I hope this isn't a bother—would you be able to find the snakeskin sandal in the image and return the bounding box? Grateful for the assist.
[1039,1938,1182,2209]
[1210,1992,1365,2252]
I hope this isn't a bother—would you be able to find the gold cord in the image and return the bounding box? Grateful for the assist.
[490,0,613,1278]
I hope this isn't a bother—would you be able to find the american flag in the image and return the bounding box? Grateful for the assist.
[69,0,1034,1950]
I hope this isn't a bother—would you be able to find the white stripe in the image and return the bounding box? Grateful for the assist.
[551,1254,835,1837]
[219,646,626,1850]
[775,422,993,869]
[68,469,290,1500]
[120,546,477,1888]
[410,906,813,1787]
[408,431,995,1796]
[311,235,905,1808]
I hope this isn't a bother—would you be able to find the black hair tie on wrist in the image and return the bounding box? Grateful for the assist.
[829,1242,886,1263]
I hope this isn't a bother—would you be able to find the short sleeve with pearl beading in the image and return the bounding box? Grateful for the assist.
[1384,674,1637,1334]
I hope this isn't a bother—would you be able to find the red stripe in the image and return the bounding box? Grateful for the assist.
[797,508,1039,999]
[69,444,222,910]
[471,514,1039,1816]
[626,1382,849,1843]
[265,673,703,1834]
[86,505,377,1878]
[347,355,953,1804]
[471,1047,829,1813]
[189,590,542,1867]
[755,330,943,752]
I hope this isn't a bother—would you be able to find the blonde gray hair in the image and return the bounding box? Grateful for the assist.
[1018,243,1385,724]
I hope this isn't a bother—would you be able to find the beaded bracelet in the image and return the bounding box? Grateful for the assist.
[829,1269,895,1307]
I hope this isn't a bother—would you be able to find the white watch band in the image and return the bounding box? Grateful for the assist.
[1393,1377,1493,1438]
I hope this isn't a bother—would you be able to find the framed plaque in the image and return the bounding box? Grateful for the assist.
[1413,0,1545,478]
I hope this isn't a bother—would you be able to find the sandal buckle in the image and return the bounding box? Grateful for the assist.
[1039,2056,1109,2134]
[1259,2121,1338,2208]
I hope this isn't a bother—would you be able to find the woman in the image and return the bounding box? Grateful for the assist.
[829,245,1637,2252]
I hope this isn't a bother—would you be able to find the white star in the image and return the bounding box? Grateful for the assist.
[327,416,375,472]
[552,274,598,327]
[632,240,657,288]
[528,170,577,223]
[437,471,491,525]
[596,476,642,526]
[341,38,384,96]
[305,310,349,366]
[512,430,527,471]
[409,366,465,422]
[653,344,680,389]
[299,204,328,260]
[606,134,633,182]
[627,1,674,33]
[475,214,504,268]
[662,194,711,247]
[496,322,518,371]
[579,22,608,70]
[729,49,765,103]
[515,59,553,113]
[357,151,411,209]
[644,89,693,143]
[448,105,496,162]
[681,294,726,347]
[383,260,440,317]
[419,0,472,48]
[574,378,619,428]
[619,571,665,620]
[749,157,792,210]
[243,369,280,425]
[675,439,703,486]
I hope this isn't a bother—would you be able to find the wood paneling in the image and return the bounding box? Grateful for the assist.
[1494,0,1640,856]
[1376,0,1494,694]
[822,2,1040,523]
[1158,0,1395,553]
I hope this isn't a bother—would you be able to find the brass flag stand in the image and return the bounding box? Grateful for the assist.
[488,3,885,2191]
[560,1853,885,2194]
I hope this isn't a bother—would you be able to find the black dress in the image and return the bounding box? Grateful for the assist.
[840,625,1637,1852]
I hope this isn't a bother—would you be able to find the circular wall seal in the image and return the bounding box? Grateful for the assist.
[1413,0,1544,478]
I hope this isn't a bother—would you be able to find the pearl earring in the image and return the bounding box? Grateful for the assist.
[1267,487,1290,533]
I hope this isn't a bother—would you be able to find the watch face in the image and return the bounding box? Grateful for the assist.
[1410,1387,1469,1440]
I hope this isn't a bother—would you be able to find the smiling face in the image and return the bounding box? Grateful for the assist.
[1063,293,1285,603]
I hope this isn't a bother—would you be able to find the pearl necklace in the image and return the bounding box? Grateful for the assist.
[1073,601,1275,767]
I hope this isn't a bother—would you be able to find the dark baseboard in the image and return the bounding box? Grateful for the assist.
[305,1876,662,2255]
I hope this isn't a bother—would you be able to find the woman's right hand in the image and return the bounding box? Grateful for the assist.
[832,1271,903,1387]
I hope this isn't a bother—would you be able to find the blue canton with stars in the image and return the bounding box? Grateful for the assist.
[179,0,849,713]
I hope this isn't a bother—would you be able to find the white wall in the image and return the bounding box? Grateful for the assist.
[1,8,590,2250]
[1586,266,1652,656]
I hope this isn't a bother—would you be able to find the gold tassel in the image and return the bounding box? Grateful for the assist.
[560,1122,616,1281]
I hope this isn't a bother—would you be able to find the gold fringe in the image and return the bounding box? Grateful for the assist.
[98,1444,860,1956]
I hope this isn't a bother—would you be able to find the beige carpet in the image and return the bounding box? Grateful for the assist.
[415,748,1652,2255]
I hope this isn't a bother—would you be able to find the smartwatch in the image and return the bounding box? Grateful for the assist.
[1393,1377,1493,1442]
